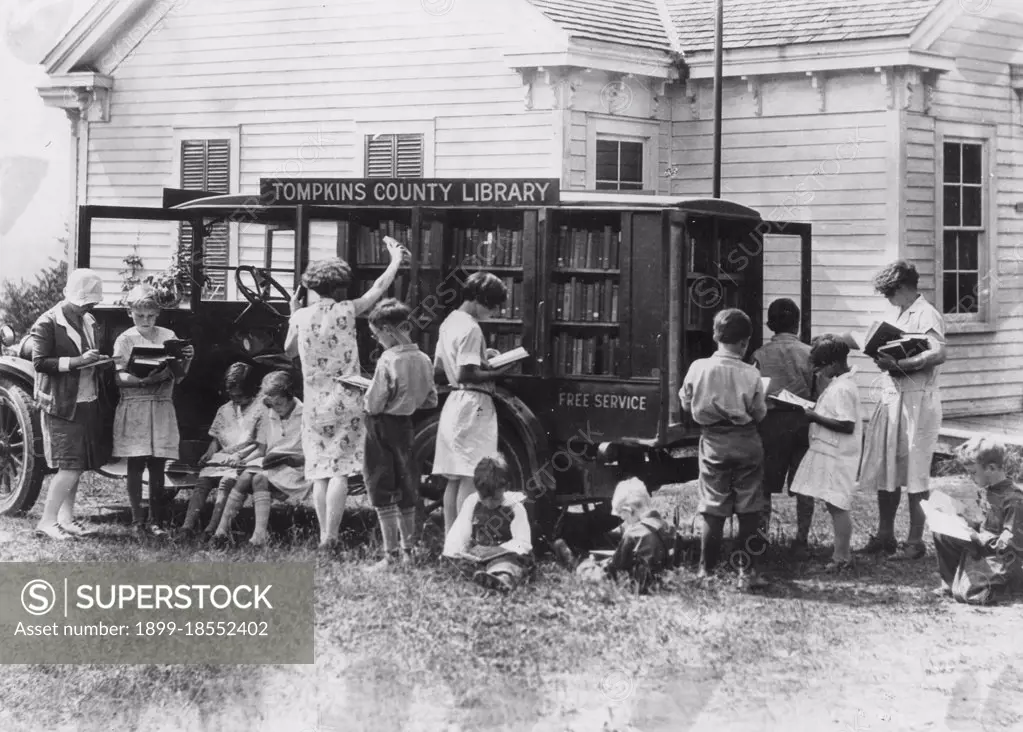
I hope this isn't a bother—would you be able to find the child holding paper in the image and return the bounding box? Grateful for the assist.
[789,335,862,571]
[363,298,438,568]
[112,284,195,537]
[932,437,1023,604]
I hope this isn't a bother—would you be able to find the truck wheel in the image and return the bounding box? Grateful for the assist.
[0,381,45,515]
[412,412,531,504]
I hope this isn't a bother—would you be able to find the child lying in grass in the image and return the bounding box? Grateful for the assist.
[577,478,680,594]
[442,455,533,593]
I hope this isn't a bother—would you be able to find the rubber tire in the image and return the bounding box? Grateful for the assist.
[412,411,530,502]
[0,381,45,515]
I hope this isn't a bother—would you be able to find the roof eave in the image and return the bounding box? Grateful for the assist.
[684,39,956,79]
[41,0,152,75]
[507,39,675,79]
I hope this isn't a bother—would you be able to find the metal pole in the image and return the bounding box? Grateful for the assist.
[712,0,724,199]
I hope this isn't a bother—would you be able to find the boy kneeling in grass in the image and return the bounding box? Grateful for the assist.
[443,455,533,593]
[933,437,1023,604]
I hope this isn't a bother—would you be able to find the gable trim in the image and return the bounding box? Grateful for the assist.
[910,0,966,50]
[43,0,153,75]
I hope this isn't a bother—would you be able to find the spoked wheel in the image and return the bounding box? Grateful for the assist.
[0,381,45,515]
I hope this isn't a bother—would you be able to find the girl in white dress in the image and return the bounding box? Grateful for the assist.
[789,335,862,571]
[432,272,515,533]
[112,284,194,536]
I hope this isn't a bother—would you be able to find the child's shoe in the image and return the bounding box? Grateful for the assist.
[35,523,75,541]
[856,535,898,555]
[552,539,576,570]
[890,542,926,561]
[824,559,854,574]
[931,582,953,598]
[473,570,512,593]
[789,538,811,561]
[737,568,770,592]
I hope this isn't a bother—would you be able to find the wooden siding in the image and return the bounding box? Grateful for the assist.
[84,0,558,294]
[670,74,897,414]
[907,1,1023,416]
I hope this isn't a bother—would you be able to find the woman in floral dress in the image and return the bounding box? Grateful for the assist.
[286,237,405,549]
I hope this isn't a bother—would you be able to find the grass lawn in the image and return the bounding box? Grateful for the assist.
[1,472,1022,732]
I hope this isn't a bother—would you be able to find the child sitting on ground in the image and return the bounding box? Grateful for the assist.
[680,308,769,591]
[578,478,679,594]
[932,437,1023,605]
[788,335,862,572]
[211,371,310,547]
[180,362,263,537]
[443,455,533,593]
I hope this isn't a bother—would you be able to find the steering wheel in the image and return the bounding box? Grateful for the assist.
[233,266,292,324]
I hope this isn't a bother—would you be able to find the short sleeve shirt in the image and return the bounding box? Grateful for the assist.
[893,294,945,391]
[434,310,490,392]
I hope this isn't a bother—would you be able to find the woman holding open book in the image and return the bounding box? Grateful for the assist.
[858,260,947,560]
[285,239,405,551]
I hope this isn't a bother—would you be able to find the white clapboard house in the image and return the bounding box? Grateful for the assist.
[38,0,1023,441]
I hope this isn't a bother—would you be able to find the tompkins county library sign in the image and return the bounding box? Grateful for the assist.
[260,178,561,207]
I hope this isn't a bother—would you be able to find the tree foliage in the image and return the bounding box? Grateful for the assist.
[0,258,68,336]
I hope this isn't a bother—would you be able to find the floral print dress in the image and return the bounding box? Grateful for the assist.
[287,299,365,480]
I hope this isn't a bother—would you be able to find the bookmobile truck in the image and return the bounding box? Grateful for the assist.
[0,177,812,545]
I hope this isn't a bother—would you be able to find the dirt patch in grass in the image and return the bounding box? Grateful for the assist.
[1,474,1022,731]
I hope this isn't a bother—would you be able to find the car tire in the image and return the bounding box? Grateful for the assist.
[0,380,45,515]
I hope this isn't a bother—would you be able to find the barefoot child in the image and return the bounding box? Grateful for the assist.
[432,272,514,533]
[752,298,815,553]
[363,298,438,569]
[112,284,194,537]
[679,308,769,591]
[212,371,310,546]
[443,455,533,593]
[179,363,263,537]
[932,437,1023,604]
[788,335,863,571]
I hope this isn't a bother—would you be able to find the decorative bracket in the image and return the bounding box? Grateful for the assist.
[546,68,578,110]
[922,69,939,116]
[876,67,894,110]
[37,73,114,123]
[807,72,825,113]
[649,78,668,119]
[742,75,762,116]
[686,79,700,119]
[520,68,536,111]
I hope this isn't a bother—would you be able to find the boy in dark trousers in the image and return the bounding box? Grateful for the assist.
[680,308,769,591]
[932,437,1023,604]
[363,298,438,570]
[603,478,680,594]
[752,298,815,556]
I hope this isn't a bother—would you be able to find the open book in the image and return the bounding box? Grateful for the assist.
[760,377,771,394]
[450,545,521,564]
[126,346,176,378]
[768,389,816,410]
[339,374,373,391]
[863,321,928,360]
[488,346,530,369]
[921,497,974,542]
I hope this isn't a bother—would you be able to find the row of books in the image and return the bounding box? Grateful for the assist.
[452,228,524,269]
[556,226,620,270]
[485,332,521,354]
[553,279,619,323]
[492,278,524,320]
[554,333,619,376]
[350,220,413,264]
[354,273,411,302]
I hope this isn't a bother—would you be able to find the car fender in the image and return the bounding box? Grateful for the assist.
[0,356,35,392]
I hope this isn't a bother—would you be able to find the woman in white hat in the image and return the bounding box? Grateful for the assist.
[30,268,114,540]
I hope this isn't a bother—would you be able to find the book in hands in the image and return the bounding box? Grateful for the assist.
[760,377,771,394]
[72,356,117,370]
[126,345,176,378]
[768,389,816,410]
[262,453,297,470]
[921,498,974,542]
[162,338,192,359]
[452,545,519,563]
[876,336,929,361]
[488,346,530,369]
[339,374,372,390]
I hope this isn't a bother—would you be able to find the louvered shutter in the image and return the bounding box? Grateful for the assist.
[365,133,423,178]
[395,134,423,178]
[366,135,396,177]
[178,139,231,301]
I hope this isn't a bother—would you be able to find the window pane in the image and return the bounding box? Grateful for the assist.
[595,181,617,191]
[956,273,979,313]
[943,142,961,183]
[943,231,957,270]
[962,186,982,227]
[962,143,982,184]
[943,185,961,227]
[942,273,959,313]
[619,181,644,190]
[619,142,644,183]
[957,230,979,270]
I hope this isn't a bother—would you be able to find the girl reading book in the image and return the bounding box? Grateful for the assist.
[112,284,194,537]
[179,362,263,538]
[210,371,310,546]
[789,335,862,571]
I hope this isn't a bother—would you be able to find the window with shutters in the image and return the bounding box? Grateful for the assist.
[179,139,231,301]
[365,134,424,178]
[936,122,996,330]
